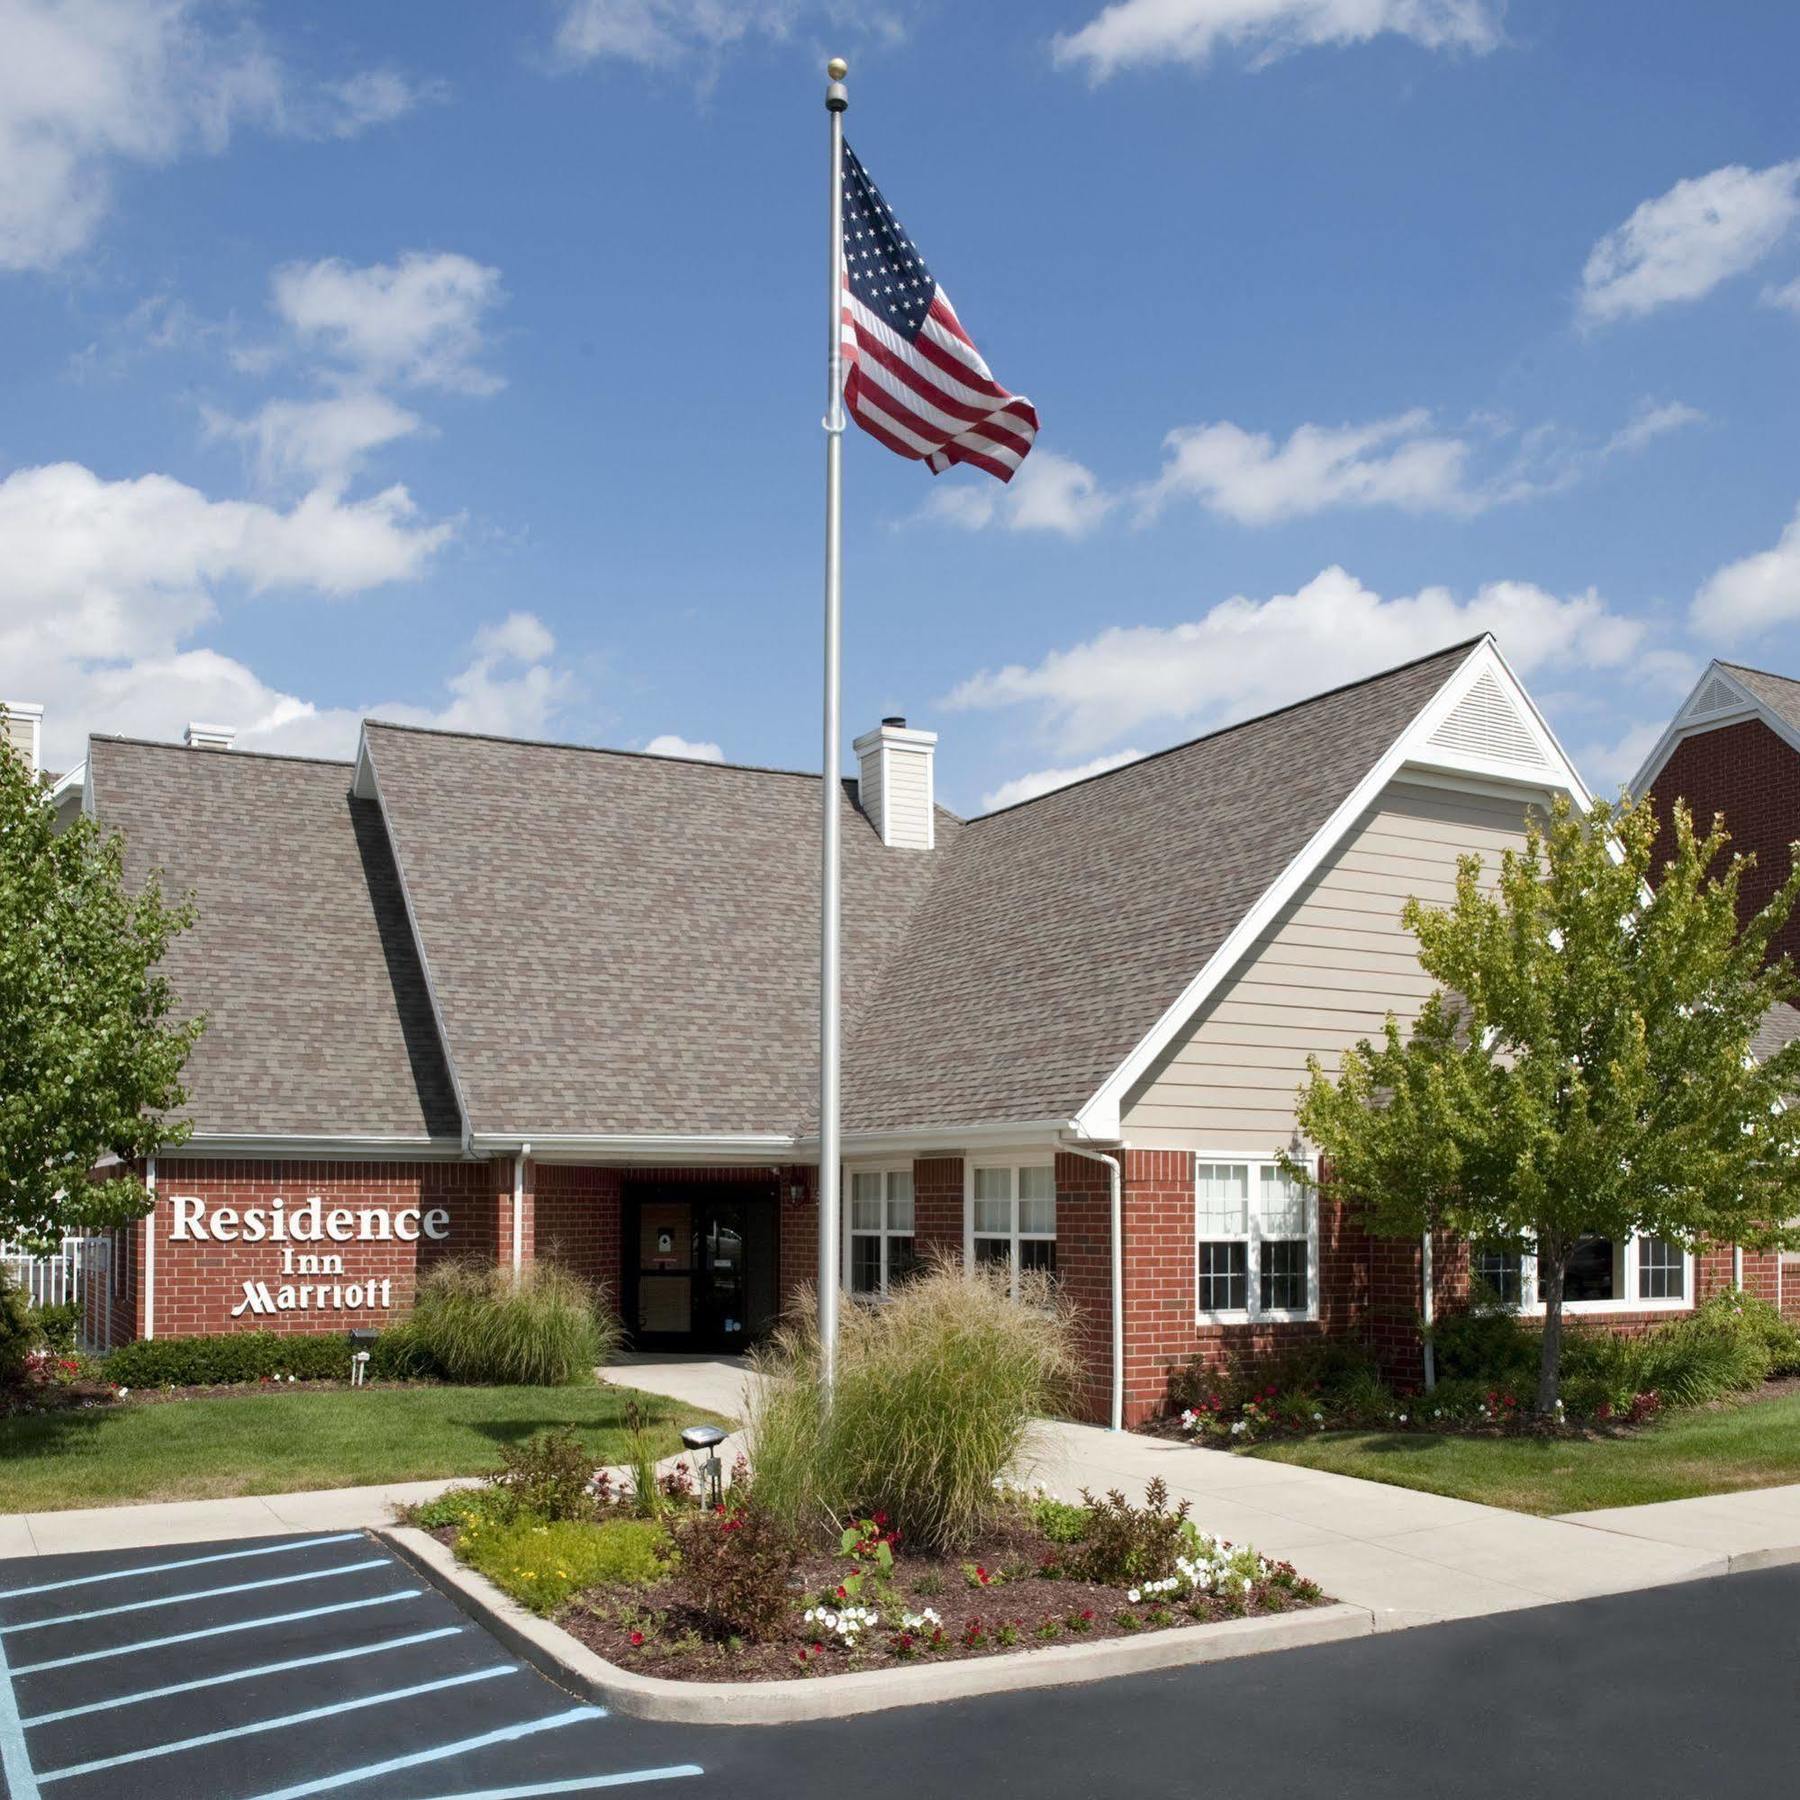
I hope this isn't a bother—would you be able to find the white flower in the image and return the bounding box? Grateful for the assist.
[1311,1411,1323,1422]
[117,1387,130,1398]
[1398,1413,1408,1423]
[1127,1587,1141,1603]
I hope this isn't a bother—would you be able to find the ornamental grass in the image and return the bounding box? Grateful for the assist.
[747,1255,1078,1552]
[409,1259,618,1386]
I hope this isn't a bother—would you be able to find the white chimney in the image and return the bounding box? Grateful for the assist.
[2,702,43,775]
[853,715,937,850]
[183,722,237,751]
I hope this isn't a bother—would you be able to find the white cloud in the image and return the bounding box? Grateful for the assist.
[917,450,1114,537]
[1141,410,1474,525]
[552,0,793,67]
[1573,718,1664,793]
[319,69,447,138]
[0,459,463,767]
[1579,160,1800,325]
[1690,504,1800,641]
[0,1,436,274]
[980,748,1143,812]
[204,391,425,486]
[1600,398,1706,458]
[945,564,1647,754]
[1763,275,1800,315]
[1052,0,1500,80]
[268,252,505,394]
[642,732,725,761]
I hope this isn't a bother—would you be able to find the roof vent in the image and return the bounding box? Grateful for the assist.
[1,702,43,776]
[882,715,907,728]
[1684,673,1741,719]
[1426,669,1547,768]
[183,722,237,751]
[853,717,937,850]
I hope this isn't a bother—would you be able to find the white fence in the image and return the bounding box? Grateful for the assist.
[2,1234,111,1330]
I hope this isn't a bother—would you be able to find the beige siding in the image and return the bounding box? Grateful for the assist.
[882,747,934,849]
[1121,778,1541,1153]
[2,707,37,772]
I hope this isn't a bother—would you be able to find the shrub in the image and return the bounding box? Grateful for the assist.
[104,1331,361,1387]
[667,1500,800,1642]
[491,1426,601,1522]
[1701,1288,1800,1377]
[747,1256,1078,1551]
[0,1272,35,1387]
[1070,1479,1191,1585]
[1429,1302,1536,1387]
[408,1261,617,1387]
[459,1514,671,1615]
[411,1485,506,1532]
[29,1302,81,1354]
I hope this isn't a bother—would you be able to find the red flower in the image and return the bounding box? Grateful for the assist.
[835,1585,848,1600]
[629,1631,645,1647]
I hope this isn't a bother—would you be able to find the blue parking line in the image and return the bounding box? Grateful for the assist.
[11,1588,422,1675]
[0,1534,364,1602]
[0,1613,42,1800]
[238,1706,608,1800]
[35,1664,520,1785]
[400,1772,705,1799]
[1,1557,389,1633]
[20,1625,466,1725]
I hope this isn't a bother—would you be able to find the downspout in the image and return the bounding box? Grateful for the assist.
[1420,1230,1436,1393]
[1063,1144,1124,1434]
[1733,1243,1744,1291]
[143,1154,158,1341]
[512,1143,532,1277]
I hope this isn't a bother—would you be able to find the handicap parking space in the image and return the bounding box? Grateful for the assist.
[0,1532,703,1800]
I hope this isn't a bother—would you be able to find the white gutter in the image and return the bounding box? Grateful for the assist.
[1063,1143,1125,1434]
[512,1143,531,1274]
[1733,1243,1744,1290]
[1420,1231,1436,1392]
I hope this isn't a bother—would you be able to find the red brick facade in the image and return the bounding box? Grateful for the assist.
[1647,715,1800,976]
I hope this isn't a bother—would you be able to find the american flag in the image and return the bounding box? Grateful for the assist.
[839,143,1038,484]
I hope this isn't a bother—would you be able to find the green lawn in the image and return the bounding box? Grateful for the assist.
[1247,1392,1800,1515]
[0,1384,731,1513]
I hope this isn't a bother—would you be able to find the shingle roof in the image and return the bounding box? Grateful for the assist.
[1752,1000,1800,1066]
[88,738,461,1141]
[1719,662,1800,738]
[837,639,1480,1132]
[361,724,952,1138]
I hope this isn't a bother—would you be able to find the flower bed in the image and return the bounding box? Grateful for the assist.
[410,1446,1328,1685]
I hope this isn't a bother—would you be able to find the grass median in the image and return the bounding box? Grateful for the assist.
[1246,1391,1800,1514]
[0,1383,731,1513]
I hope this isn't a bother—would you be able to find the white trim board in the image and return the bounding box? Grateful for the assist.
[1074,637,1594,1140]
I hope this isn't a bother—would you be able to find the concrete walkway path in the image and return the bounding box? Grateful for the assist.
[602,1355,1800,1630]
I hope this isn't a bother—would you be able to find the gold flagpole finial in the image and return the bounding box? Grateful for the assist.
[827,56,848,79]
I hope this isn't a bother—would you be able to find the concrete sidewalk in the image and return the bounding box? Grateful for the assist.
[604,1354,1800,1631]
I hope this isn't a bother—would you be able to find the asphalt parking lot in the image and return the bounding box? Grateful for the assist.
[0,1531,701,1800]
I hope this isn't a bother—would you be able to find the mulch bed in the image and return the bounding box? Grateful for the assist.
[549,1521,1325,1684]
[1,1376,438,1418]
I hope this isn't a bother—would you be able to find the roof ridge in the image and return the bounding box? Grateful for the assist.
[969,633,1487,823]
[88,735,354,770]
[1717,658,1800,685]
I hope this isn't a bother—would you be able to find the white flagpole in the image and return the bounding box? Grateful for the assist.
[818,56,849,1402]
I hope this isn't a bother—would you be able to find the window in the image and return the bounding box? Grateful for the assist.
[845,1168,916,1297]
[1466,1235,1691,1312]
[970,1164,1056,1296]
[1195,1160,1316,1322]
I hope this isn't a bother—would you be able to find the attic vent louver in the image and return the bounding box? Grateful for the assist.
[1426,668,1547,768]
[1684,674,1740,719]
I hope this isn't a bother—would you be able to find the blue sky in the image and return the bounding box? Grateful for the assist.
[4,1,1799,814]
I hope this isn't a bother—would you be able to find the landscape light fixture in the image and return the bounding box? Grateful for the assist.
[681,1423,728,1507]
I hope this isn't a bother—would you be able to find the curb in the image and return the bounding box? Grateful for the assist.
[375,1525,1375,1723]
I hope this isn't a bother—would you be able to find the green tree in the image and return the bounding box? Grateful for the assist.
[1294,792,1800,1415]
[0,731,202,1247]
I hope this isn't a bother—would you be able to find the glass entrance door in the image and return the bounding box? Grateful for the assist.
[628,1185,780,1350]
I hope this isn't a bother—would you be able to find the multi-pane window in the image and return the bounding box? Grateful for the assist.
[1467,1235,1691,1310]
[846,1168,916,1298]
[971,1165,1056,1295]
[1195,1160,1315,1322]
[1637,1236,1685,1301]
[1471,1245,1524,1306]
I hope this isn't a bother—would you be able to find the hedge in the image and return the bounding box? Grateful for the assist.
[103,1327,437,1389]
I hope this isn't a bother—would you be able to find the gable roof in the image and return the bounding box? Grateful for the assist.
[87,737,461,1143]
[838,638,1484,1135]
[1717,662,1800,738]
[1632,658,1800,798]
[358,723,952,1143]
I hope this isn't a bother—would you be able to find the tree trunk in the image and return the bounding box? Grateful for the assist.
[1536,1251,1568,1418]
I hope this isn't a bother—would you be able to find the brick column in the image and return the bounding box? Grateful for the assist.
[912,1156,964,1267]
[1053,1151,1114,1423]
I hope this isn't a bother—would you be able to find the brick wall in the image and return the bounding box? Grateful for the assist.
[143,1159,507,1338]
[1648,716,1800,976]
[535,1165,623,1298]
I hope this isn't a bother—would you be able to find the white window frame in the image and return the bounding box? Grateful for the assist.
[964,1158,1057,1300]
[1475,1234,1696,1315]
[1194,1154,1319,1326]
[842,1163,916,1299]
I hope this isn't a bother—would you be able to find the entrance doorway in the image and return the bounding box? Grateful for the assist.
[625,1181,780,1351]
